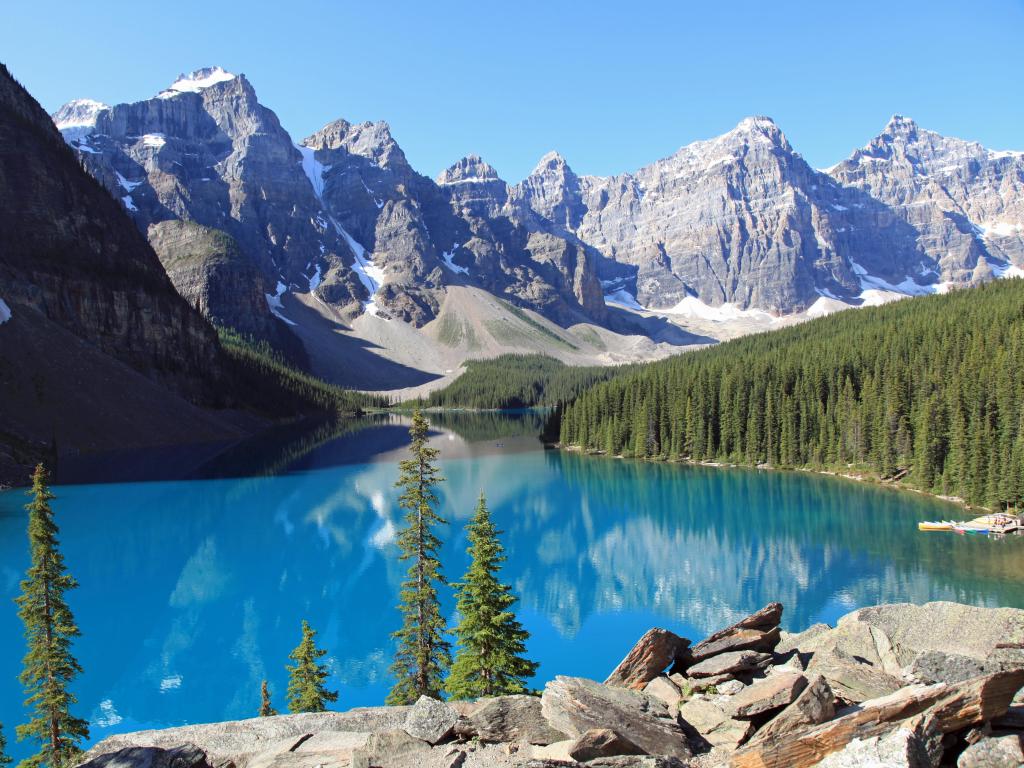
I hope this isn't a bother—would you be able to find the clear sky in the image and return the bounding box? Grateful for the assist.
[4,0,1022,182]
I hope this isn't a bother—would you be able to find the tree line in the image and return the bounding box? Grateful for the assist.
[412,354,630,410]
[3,410,537,766]
[559,279,1024,509]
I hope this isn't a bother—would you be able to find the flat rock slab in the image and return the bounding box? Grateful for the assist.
[540,676,691,760]
[524,758,687,768]
[687,604,783,663]
[467,695,566,745]
[605,628,689,690]
[78,745,212,768]
[82,710,409,763]
[958,734,1024,768]
[840,601,1024,662]
[403,696,460,745]
[808,650,904,705]
[687,650,771,679]
[568,728,645,761]
[747,674,835,744]
[689,628,781,664]
[678,697,754,752]
[726,672,807,718]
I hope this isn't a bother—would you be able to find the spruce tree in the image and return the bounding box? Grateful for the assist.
[16,464,88,768]
[285,621,337,713]
[1,723,11,768]
[259,680,278,717]
[448,493,538,699]
[387,410,451,704]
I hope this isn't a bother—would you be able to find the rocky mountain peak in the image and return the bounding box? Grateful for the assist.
[303,118,408,170]
[436,154,502,185]
[727,115,790,150]
[52,98,109,130]
[156,66,237,99]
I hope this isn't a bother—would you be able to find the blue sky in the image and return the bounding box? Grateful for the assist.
[4,0,1022,181]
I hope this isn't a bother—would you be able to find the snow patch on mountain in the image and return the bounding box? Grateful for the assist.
[116,172,142,192]
[296,144,330,200]
[604,288,643,311]
[52,98,108,143]
[157,67,236,99]
[0,298,11,325]
[264,281,296,325]
[440,245,469,275]
[660,295,776,323]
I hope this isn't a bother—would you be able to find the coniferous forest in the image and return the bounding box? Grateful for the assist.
[559,280,1024,509]
[416,354,629,410]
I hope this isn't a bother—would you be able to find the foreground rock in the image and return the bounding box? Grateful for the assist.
[540,676,692,760]
[731,669,1024,768]
[605,629,689,691]
[77,600,1024,768]
[461,695,566,745]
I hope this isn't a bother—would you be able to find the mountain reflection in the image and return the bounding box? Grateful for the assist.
[0,412,1022,755]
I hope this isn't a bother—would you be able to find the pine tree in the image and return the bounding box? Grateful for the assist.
[286,621,337,713]
[259,679,278,717]
[387,410,451,704]
[16,464,88,768]
[448,493,538,699]
[0,722,11,768]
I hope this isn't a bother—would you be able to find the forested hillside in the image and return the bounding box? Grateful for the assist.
[415,355,630,409]
[559,280,1024,509]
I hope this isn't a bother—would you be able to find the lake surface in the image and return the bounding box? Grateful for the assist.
[2,410,1023,757]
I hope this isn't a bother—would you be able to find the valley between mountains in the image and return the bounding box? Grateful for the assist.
[50,67,1024,394]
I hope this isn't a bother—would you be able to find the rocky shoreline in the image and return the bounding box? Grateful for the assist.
[77,601,1024,768]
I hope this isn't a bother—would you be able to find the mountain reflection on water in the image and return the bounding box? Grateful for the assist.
[0,410,1020,756]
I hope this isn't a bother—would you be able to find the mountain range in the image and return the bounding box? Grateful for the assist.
[50,67,1023,390]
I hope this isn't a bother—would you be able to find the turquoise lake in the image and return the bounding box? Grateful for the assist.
[1,410,1023,758]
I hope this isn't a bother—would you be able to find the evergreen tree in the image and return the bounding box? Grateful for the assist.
[15,464,88,768]
[387,410,451,704]
[448,493,538,699]
[286,621,337,713]
[259,680,278,717]
[0,723,11,768]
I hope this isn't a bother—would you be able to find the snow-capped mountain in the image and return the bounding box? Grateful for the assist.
[828,115,1024,286]
[52,69,1024,381]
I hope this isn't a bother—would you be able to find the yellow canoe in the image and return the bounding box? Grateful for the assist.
[918,521,954,531]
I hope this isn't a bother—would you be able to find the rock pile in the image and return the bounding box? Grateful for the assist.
[76,601,1024,768]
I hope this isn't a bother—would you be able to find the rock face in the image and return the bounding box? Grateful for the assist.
[0,62,245,485]
[540,676,692,760]
[829,115,1024,285]
[53,67,366,334]
[567,729,645,761]
[605,628,689,690]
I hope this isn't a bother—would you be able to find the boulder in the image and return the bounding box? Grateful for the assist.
[403,696,459,745]
[731,669,1024,768]
[529,739,574,761]
[689,628,781,664]
[775,624,831,657]
[465,695,566,745]
[687,650,771,679]
[605,628,690,690]
[567,728,646,761]
[813,727,936,768]
[642,677,682,710]
[540,676,691,760]
[685,604,783,666]
[958,734,1024,768]
[747,674,834,744]
[677,697,754,751]
[716,680,746,696]
[77,745,212,768]
[839,602,1024,663]
[909,650,991,685]
[348,729,430,768]
[808,649,904,704]
[726,672,808,719]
